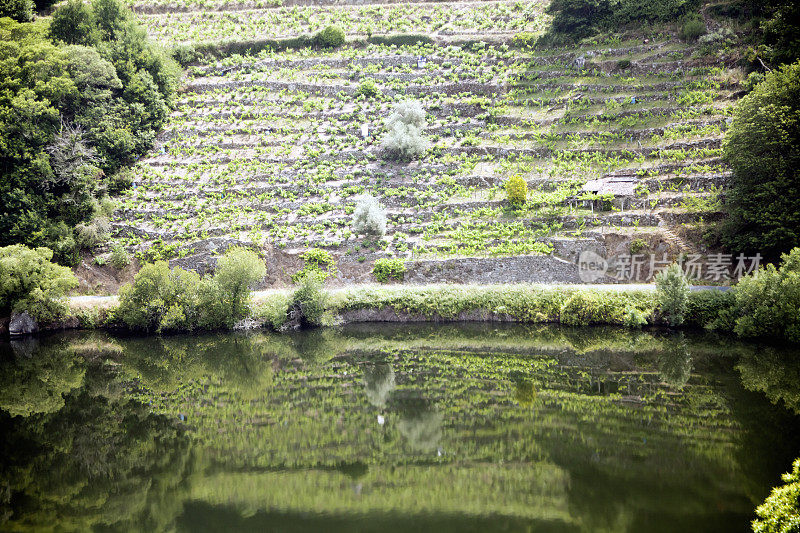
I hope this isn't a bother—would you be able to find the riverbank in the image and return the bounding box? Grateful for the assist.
[49,283,732,334]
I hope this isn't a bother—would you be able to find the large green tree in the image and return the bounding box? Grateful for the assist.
[0,2,178,264]
[721,61,800,259]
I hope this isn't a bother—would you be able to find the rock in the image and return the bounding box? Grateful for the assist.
[9,311,38,337]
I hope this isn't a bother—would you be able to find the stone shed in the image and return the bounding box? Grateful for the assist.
[570,176,639,212]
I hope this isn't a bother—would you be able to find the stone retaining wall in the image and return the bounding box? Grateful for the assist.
[403,255,584,284]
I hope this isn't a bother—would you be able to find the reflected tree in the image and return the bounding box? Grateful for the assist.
[737,346,800,414]
[363,363,395,409]
[395,398,442,452]
[658,334,693,389]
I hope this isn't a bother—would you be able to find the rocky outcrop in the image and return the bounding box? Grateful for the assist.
[9,312,38,337]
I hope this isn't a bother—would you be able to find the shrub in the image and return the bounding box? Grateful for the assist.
[0,0,33,21]
[616,59,631,70]
[742,71,765,93]
[629,238,647,254]
[721,61,800,259]
[352,195,387,237]
[172,44,203,66]
[75,216,111,249]
[511,32,537,48]
[655,263,690,326]
[314,25,345,48]
[117,261,201,332]
[109,242,131,269]
[622,305,649,328]
[373,258,406,283]
[288,271,328,327]
[291,247,336,282]
[680,16,706,42]
[0,245,78,321]
[355,78,380,98]
[752,458,800,533]
[212,247,266,326]
[504,175,528,207]
[685,289,734,329]
[381,100,429,160]
[559,292,623,326]
[730,247,800,342]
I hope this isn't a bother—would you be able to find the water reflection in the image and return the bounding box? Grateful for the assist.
[0,325,798,532]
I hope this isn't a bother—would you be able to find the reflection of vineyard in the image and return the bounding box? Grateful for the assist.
[1,327,799,532]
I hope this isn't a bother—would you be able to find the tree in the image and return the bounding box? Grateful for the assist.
[721,61,800,259]
[752,458,800,533]
[0,0,33,21]
[48,0,98,46]
[655,263,690,326]
[211,247,266,326]
[0,244,78,321]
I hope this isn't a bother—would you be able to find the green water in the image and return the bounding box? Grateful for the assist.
[1,324,799,532]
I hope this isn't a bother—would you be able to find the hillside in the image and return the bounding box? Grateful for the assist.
[103,0,740,288]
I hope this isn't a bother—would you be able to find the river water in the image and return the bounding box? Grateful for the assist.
[1,324,798,532]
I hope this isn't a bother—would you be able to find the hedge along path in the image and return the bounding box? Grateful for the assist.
[115,2,738,282]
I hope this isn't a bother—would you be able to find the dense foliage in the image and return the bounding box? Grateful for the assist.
[0,1,178,264]
[721,61,800,259]
[116,248,266,332]
[752,458,800,533]
[542,0,699,43]
[728,247,800,343]
[0,244,77,321]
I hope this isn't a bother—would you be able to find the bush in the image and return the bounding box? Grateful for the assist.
[511,32,537,48]
[655,263,690,326]
[622,305,649,328]
[752,458,800,533]
[314,25,345,48]
[721,61,800,259]
[381,100,429,160]
[559,292,624,326]
[352,195,387,237]
[629,238,647,254]
[0,245,78,321]
[288,271,328,327]
[291,247,336,282]
[0,0,33,21]
[109,242,131,269]
[730,247,800,342]
[75,216,111,249]
[742,71,765,93]
[212,247,265,326]
[355,78,380,98]
[616,59,631,70]
[373,258,406,283]
[117,261,201,333]
[504,175,528,207]
[680,16,706,42]
[172,44,203,67]
[685,289,734,329]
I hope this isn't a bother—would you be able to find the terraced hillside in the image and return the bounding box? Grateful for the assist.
[111,0,739,286]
